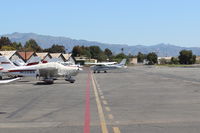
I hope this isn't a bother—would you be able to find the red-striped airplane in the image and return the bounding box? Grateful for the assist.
[0,56,81,84]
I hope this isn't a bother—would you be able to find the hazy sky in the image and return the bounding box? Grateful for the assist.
[1,0,200,47]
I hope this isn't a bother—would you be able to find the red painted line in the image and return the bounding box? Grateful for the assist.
[84,70,91,133]
[8,69,36,72]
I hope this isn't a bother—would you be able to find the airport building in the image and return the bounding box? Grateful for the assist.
[158,57,172,64]
[0,50,76,65]
[50,53,66,62]
[75,56,97,65]
[0,50,23,63]
[36,52,52,63]
[129,57,138,64]
[18,51,37,62]
[63,53,76,64]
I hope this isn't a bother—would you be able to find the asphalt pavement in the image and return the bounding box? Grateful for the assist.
[0,66,200,133]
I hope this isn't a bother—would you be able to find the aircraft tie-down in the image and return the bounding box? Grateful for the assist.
[0,56,81,84]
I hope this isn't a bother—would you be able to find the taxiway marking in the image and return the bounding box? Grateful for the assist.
[91,74,108,133]
[105,107,111,112]
[113,127,121,133]
[103,100,108,105]
[108,114,114,120]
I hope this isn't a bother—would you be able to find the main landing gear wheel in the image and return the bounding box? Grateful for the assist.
[65,76,75,83]
[104,71,107,73]
[69,80,75,83]
[44,79,54,84]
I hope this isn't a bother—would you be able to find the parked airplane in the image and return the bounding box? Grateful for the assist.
[91,59,127,73]
[85,61,117,65]
[0,56,80,84]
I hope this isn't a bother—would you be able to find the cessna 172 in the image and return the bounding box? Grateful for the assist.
[0,56,80,84]
[91,59,127,73]
[85,61,117,65]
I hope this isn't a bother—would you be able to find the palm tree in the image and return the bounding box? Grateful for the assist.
[121,48,124,53]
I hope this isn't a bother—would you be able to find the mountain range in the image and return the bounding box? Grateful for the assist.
[2,32,200,56]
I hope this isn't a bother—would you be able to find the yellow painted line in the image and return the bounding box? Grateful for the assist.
[108,114,114,120]
[99,92,103,96]
[91,74,109,133]
[113,127,121,133]
[102,100,108,105]
[105,107,111,112]
[103,100,108,105]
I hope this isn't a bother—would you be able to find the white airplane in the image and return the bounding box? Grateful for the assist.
[91,59,127,73]
[85,61,117,65]
[0,66,3,80]
[0,56,80,84]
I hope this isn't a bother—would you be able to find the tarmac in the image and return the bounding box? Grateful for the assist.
[0,66,200,133]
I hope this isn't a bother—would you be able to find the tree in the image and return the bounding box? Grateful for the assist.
[72,45,92,58]
[11,42,23,50]
[170,57,179,64]
[43,44,66,53]
[0,37,12,49]
[114,53,128,63]
[0,45,16,50]
[104,48,113,59]
[72,46,82,56]
[72,45,112,62]
[115,53,127,59]
[178,50,196,64]
[146,52,158,65]
[89,46,103,59]
[121,48,124,53]
[24,39,43,52]
[137,52,146,63]
[159,58,167,65]
[98,52,108,62]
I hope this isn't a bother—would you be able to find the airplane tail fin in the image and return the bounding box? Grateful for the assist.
[0,56,16,70]
[119,59,127,66]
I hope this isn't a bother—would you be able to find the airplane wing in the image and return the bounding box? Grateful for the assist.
[0,77,20,84]
[85,62,117,65]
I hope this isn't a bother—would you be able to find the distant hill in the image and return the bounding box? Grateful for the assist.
[2,32,200,56]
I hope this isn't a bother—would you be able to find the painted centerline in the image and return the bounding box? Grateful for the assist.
[91,74,109,133]
[105,107,111,112]
[113,127,121,133]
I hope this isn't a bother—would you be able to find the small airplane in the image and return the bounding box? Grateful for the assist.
[85,61,117,65]
[0,56,80,84]
[91,59,127,73]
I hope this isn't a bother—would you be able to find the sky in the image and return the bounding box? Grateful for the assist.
[0,0,200,47]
